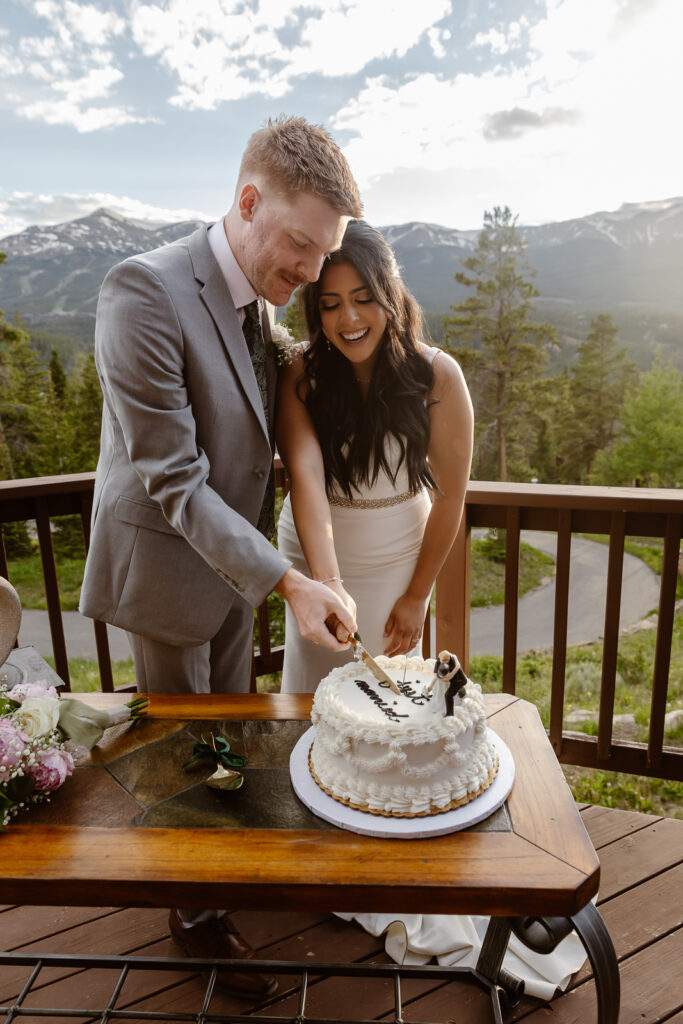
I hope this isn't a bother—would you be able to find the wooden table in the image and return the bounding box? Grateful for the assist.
[0,692,619,1023]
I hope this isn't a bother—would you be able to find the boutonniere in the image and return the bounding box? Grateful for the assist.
[183,732,246,791]
[268,323,308,365]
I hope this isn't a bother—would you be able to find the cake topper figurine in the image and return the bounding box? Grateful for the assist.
[423,650,468,716]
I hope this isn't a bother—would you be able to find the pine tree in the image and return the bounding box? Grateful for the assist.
[0,253,15,479]
[443,206,557,480]
[62,353,102,472]
[529,371,573,483]
[0,310,57,479]
[562,314,637,481]
[593,357,683,487]
[49,348,68,406]
[0,252,56,552]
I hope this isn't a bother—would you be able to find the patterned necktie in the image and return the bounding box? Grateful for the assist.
[242,300,275,539]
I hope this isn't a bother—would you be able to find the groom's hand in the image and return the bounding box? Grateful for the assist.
[274,569,356,650]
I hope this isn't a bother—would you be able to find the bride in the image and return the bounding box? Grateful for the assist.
[276,219,473,691]
[275,221,588,999]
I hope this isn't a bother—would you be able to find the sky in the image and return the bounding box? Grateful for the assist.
[1,0,681,240]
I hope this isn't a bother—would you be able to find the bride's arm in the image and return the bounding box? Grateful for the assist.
[275,358,356,619]
[383,351,473,656]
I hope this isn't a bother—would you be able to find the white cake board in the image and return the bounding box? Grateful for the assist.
[290,727,515,839]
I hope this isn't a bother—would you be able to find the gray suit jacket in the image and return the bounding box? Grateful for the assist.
[79,225,291,646]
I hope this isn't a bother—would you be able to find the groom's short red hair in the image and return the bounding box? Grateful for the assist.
[239,114,362,218]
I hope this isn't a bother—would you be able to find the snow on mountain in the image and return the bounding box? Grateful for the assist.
[0,198,681,326]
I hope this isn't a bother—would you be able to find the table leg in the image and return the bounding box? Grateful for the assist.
[509,905,620,1024]
[475,918,525,1022]
[570,902,620,1024]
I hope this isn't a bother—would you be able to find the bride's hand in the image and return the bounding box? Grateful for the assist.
[383,593,427,657]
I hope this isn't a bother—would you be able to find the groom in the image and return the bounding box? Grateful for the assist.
[79,117,361,997]
[80,116,360,696]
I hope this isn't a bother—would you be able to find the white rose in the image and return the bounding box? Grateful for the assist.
[14,695,61,738]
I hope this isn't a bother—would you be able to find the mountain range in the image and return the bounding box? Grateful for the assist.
[1,198,682,366]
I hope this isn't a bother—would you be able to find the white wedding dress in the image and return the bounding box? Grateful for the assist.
[278,432,431,693]
[277,351,588,1001]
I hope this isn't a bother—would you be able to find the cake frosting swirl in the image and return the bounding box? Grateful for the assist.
[309,654,498,817]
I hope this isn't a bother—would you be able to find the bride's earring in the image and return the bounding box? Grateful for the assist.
[323,334,331,350]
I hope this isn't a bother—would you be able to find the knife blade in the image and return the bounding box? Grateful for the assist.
[349,633,401,695]
[324,616,402,696]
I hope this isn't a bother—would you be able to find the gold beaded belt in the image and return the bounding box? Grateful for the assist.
[328,491,416,509]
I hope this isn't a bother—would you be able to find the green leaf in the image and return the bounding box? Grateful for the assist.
[3,774,35,805]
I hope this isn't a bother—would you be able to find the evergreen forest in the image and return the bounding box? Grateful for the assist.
[2,208,682,501]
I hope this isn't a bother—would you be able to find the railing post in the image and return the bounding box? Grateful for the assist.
[436,513,470,671]
[648,513,682,772]
[35,497,71,689]
[502,507,520,695]
[597,511,626,763]
[549,510,572,756]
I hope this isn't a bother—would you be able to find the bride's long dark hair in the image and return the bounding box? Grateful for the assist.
[299,220,437,500]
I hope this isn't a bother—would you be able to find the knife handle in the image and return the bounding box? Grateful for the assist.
[325,614,354,644]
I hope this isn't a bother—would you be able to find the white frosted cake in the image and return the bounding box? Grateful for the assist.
[309,655,498,818]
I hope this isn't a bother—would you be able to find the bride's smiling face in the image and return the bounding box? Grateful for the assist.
[318,261,388,376]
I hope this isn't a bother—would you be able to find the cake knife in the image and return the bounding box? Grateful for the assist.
[348,632,401,695]
[324,615,401,695]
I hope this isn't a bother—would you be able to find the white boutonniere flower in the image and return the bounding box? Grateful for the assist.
[269,324,308,365]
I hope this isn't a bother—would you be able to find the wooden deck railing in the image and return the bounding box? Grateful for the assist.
[1,471,681,782]
[437,482,682,782]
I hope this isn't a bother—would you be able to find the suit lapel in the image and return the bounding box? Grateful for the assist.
[188,227,270,446]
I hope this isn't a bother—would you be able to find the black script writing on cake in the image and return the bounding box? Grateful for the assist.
[355,680,409,723]
[397,680,430,706]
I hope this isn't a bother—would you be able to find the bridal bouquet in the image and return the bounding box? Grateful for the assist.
[0,680,148,829]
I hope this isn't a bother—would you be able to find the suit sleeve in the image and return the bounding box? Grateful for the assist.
[95,258,291,608]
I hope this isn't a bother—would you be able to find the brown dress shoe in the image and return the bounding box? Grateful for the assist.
[168,910,278,998]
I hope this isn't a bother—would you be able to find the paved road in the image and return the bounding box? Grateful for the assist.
[469,531,660,656]
[17,532,660,661]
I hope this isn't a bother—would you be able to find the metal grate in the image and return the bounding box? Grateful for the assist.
[0,951,511,1024]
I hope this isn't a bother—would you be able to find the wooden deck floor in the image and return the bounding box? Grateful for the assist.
[1,805,681,1024]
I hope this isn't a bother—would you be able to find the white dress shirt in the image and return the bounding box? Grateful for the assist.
[207,218,260,325]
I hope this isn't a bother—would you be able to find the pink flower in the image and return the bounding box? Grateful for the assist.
[27,748,74,792]
[10,680,59,703]
[0,718,27,769]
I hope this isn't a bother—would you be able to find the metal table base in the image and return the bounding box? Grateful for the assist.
[0,906,619,1024]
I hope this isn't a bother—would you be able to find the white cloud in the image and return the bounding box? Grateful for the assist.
[129,0,452,109]
[52,66,123,102]
[0,190,213,240]
[21,98,153,132]
[472,28,511,55]
[0,49,24,76]
[471,19,525,55]
[28,0,124,46]
[428,26,451,59]
[284,1,452,78]
[5,0,452,124]
[337,0,683,227]
[60,1,125,45]
[4,0,129,130]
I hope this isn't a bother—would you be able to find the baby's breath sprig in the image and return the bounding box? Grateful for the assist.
[268,323,308,366]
